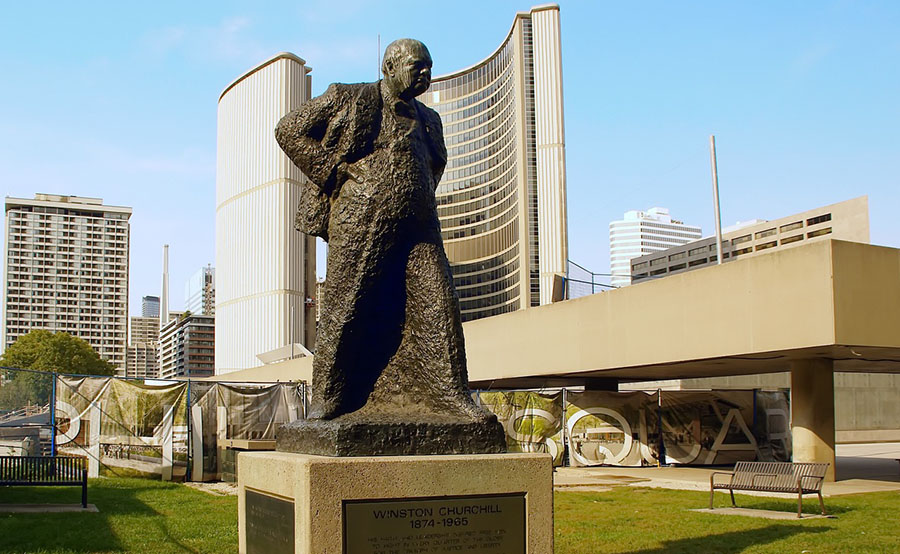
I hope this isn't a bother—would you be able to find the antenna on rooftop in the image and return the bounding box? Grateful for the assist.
[161,244,170,324]
[709,135,724,265]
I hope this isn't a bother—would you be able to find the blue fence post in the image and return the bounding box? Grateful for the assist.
[50,372,57,457]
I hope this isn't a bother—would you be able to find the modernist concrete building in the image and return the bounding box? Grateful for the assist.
[2,194,131,373]
[158,313,215,379]
[623,197,883,444]
[185,265,215,315]
[215,53,317,374]
[421,4,569,321]
[610,207,702,288]
[631,197,868,283]
[465,239,900,480]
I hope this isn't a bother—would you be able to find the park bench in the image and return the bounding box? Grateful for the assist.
[709,461,829,518]
[0,455,87,508]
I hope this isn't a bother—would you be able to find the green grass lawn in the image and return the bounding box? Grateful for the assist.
[1,479,898,553]
[555,487,900,554]
[0,479,237,553]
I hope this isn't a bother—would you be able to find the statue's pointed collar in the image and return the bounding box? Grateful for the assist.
[379,80,417,118]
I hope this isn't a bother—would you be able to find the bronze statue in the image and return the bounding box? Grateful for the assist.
[274,39,505,455]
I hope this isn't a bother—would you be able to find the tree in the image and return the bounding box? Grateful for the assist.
[0,330,116,409]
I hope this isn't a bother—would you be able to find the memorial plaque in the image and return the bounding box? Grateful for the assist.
[343,493,525,554]
[246,489,294,554]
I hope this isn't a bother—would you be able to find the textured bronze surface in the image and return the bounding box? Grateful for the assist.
[276,415,506,457]
[274,38,505,455]
[343,493,525,554]
[245,489,294,554]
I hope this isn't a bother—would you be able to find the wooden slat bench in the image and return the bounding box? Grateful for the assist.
[0,456,88,508]
[709,461,829,518]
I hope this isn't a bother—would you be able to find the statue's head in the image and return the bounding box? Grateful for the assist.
[382,39,433,101]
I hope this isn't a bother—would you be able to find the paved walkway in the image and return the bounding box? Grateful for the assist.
[553,442,900,496]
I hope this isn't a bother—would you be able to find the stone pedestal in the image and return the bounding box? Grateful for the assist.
[238,452,553,554]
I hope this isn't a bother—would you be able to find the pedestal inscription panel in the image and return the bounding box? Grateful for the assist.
[343,493,525,554]
[246,489,294,554]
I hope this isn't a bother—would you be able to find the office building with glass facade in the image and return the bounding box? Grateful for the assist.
[141,295,160,318]
[184,265,215,315]
[421,4,568,321]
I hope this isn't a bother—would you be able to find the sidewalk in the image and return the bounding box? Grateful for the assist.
[553,442,900,497]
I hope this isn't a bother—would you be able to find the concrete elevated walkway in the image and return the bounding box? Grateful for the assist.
[218,240,900,480]
[465,240,900,385]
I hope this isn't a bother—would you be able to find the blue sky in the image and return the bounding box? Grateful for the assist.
[1,1,898,315]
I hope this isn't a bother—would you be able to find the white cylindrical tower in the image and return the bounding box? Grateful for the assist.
[215,53,317,375]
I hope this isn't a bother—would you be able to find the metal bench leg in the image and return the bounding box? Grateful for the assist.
[797,490,803,518]
[82,470,88,509]
[709,487,714,509]
[729,489,735,507]
[818,492,826,516]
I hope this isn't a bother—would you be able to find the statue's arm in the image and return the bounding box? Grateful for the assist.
[424,107,448,189]
[275,84,346,195]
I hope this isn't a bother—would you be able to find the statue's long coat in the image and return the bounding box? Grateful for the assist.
[276,81,479,419]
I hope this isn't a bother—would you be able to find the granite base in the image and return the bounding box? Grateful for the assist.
[237,452,553,554]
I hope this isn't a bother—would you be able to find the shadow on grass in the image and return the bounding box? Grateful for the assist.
[735,497,851,516]
[620,524,830,554]
[715,490,852,516]
[0,479,160,553]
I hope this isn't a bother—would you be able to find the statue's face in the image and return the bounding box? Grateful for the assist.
[387,45,432,100]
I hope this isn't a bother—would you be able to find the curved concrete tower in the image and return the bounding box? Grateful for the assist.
[215,53,317,375]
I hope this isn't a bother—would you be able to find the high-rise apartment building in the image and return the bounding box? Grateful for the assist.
[158,313,215,379]
[142,295,160,318]
[129,316,159,345]
[125,315,159,380]
[609,207,702,288]
[420,4,569,321]
[185,265,215,315]
[215,53,317,374]
[2,194,131,372]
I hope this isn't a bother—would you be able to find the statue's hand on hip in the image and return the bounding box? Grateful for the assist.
[337,161,366,186]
